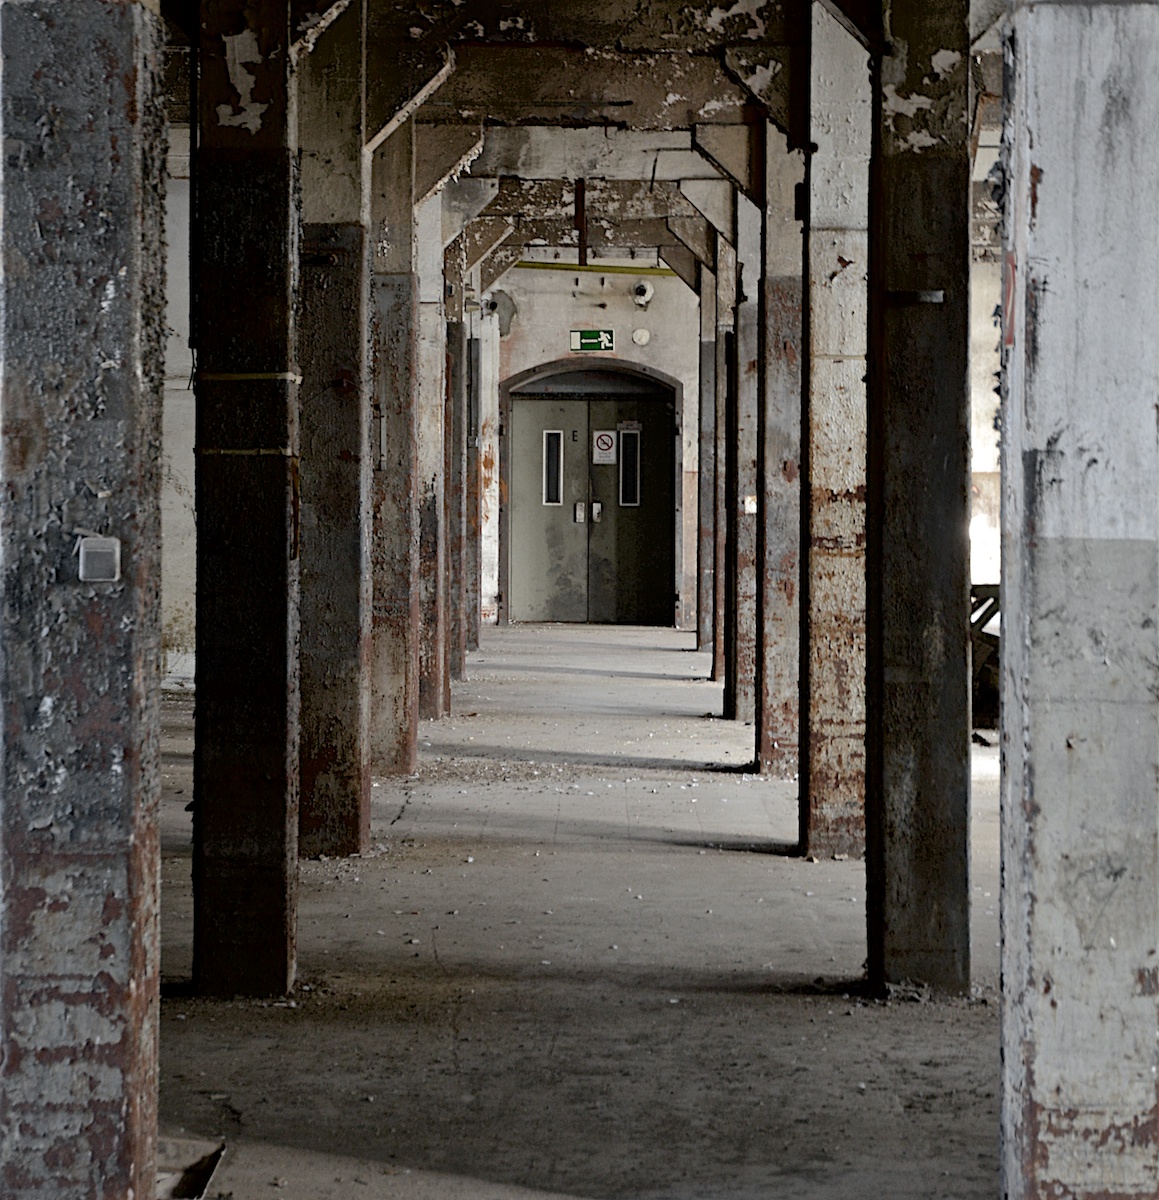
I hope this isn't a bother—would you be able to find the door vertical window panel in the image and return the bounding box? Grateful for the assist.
[543,430,563,505]
[619,429,641,506]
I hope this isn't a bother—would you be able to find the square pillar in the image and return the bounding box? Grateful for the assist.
[297,3,371,857]
[446,312,469,680]
[697,267,718,651]
[865,0,971,991]
[465,325,484,651]
[415,194,448,719]
[725,197,762,725]
[800,6,871,851]
[1003,5,1159,1195]
[714,235,737,686]
[757,123,805,778]
[0,4,163,1191]
[370,121,420,774]
[194,0,299,996]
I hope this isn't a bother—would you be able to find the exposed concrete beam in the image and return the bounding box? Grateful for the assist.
[512,216,685,253]
[414,45,750,131]
[365,0,796,55]
[442,178,500,248]
[469,127,724,182]
[680,178,735,241]
[463,216,516,273]
[415,121,484,204]
[722,45,795,134]
[660,244,698,291]
[694,123,761,203]
[478,177,700,222]
[668,214,717,267]
[817,0,882,48]
[291,0,352,56]
[364,42,453,151]
[482,245,524,293]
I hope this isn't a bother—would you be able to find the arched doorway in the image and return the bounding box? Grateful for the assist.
[501,360,680,625]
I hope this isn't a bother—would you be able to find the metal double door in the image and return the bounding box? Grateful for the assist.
[510,394,674,624]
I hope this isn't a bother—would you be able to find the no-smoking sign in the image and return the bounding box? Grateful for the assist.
[592,431,617,464]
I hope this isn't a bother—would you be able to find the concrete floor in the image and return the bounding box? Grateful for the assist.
[159,625,1000,1199]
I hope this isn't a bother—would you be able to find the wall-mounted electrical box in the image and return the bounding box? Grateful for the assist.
[78,536,121,583]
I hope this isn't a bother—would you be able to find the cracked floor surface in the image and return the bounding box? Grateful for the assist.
[159,625,1000,1199]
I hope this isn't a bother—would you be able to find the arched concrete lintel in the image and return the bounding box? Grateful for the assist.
[504,355,683,402]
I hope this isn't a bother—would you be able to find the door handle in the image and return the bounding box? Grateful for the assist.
[591,501,603,523]
[574,501,586,524]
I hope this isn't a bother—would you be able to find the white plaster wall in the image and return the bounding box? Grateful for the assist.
[163,131,196,681]
[494,262,700,626]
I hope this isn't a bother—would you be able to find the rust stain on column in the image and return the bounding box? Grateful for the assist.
[371,276,420,775]
[758,274,802,778]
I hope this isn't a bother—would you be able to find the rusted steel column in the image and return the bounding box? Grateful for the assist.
[297,4,371,858]
[756,124,805,779]
[725,198,761,724]
[1003,6,1159,1195]
[697,267,717,651]
[866,0,970,991]
[0,4,162,1192]
[713,236,737,685]
[800,7,870,853]
[415,195,448,719]
[194,0,299,996]
[370,120,420,774]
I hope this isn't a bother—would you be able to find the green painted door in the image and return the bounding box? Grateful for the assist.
[510,393,675,625]
[587,397,674,624]
[510,398,589,621]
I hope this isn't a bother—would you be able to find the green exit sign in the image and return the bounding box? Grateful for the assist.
[570,329,615,352]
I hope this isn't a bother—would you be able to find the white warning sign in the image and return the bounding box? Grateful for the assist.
[592,430,617,464]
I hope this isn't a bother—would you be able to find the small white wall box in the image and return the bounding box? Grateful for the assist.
[78,536,121,583]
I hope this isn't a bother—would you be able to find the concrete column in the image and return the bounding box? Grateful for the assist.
[297,3,371,857]
[465,319,483,651]
[713,236,737,684]
[194,0,299,996]
[725,198,761,724]
[866,0,970,990]
[697,267,717,651]
[415,194,449,719]
[757,125,805,778]
[0,5,162,1191]
[1003,7,1159,1194]
[478,303,502,626]
[446,308,469,681]
[370,122,420,774]
[800,8,870,852]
